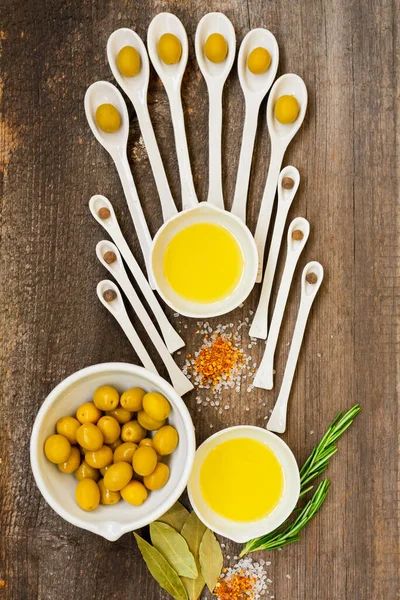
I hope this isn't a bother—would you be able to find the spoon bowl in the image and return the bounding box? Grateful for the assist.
[147,13,189,90]
[107,28,150,100]
[267,73,308,142]
[84,81,129,153]
[238,28,279,98]
[195,12,236,81]
[150,203,258,318]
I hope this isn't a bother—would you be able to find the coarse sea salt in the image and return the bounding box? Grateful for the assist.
[216,556,271,600]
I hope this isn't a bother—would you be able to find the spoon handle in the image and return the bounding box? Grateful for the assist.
[207,84,224,209]
[231,102,259,222]
[97,283,158,374]
[168,88,198,210]
[251,208,289,339]
[115,154,153,283]
[253,250,301,389]
[135,101,178,222]
[267,262,323,433]
[101,250,193,395]
[254,145,285,281]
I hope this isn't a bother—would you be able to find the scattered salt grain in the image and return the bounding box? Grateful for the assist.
[215,556,271,600]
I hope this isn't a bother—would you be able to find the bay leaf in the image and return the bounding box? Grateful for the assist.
[157,500,190,532]
[180,512,208,600]
[181,511,207,560]
[181,563,205,600]
[150,522,198,579]
[134,533,188,600]
[199,528,224,594]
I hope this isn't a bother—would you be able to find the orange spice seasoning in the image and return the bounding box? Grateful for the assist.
[215,572,258,599]
[188,335,245,388]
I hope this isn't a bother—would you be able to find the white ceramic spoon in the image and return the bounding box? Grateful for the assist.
[107,28,178,223]
[85,81,154,281]
[147,13,197,210]
[253,217,310,389]
[230,29,279,223]
[254,74,307,281]
[89,194,184,353]
[195,13,236,209]
[97,241,193,396]
[267,261,323,433]
[97,279,158,374]
[249,166,300,339]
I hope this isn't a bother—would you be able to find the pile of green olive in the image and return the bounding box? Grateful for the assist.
[44,386,179,511]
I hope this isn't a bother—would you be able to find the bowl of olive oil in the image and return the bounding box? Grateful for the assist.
[187,425,300,543]
[150,202,258,318]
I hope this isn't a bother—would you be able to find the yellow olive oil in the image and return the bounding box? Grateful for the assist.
[163,222,244,304]
[200,437,284,522]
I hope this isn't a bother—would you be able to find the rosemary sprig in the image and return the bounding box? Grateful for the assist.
[240,404,361,556]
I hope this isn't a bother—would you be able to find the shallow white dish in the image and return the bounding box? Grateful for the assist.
[30,363,196,541]
[150,203,258,318]
[188,425,300,543]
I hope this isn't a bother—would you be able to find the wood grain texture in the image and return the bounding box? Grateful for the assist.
[0,0,398,599]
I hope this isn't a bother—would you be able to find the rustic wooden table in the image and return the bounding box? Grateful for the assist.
[0,0,398,598]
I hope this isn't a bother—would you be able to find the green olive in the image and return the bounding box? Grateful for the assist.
[97,415,121,445]
[153,425,179,456]
[121,420,146,443]
[58,446,81,474]
[44,434,71,464]
[106,407,133,424]
[104,462,133,492]
[137,410,165,431]
[120,387,145,412]
[113,442,138,463]
[75,460,100,482]
[108,438,123,451]
[76,402,102,424]
[132,446,158,477]
[121,480,148,505]
[85,445,113,469]
[98,479,121,505]
[143,463,170,491]
[93,385,120,411]
[142,392,171,421]
[76,423,104,451]
[75,479,100,511]
[139,438,154,449]
[56,416,80,444]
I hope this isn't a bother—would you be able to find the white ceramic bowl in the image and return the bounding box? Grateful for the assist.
[187,425,300,543]
[30,363,196,541]
[150,203,258,318]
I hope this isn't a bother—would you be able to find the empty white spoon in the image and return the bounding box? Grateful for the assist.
[249,166,300,339]
[267,261,323,433]
[254,74,307,280]
[230,28,279,223]
[97,241,193,396]
[97,279,158,374]
[253,217,310,389]
[195,12,236,209]
[107,28,178,223]
[147,13,197,210]
[85,81,153,280]
[89,194,184,353]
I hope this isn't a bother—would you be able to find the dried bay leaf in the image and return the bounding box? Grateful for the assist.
[181,570,205,600]
[134,533,188,600]
[180,512,208,600]
[157,500,190,532]
[150,522,198,579]
[199,528,223,594]
[181,511,207,559]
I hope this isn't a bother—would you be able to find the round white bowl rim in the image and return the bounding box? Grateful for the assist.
[30,362,196,541]
[187,425,300,543]
[150,203,258,318]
